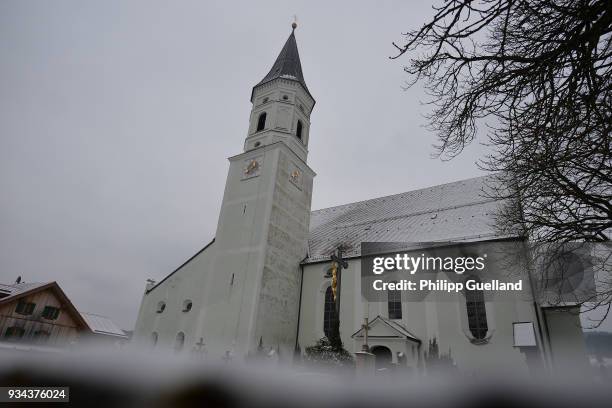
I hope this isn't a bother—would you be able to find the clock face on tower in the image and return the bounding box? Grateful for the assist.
[288,162,303,189]
[245,159,259,175]
[242,157,262,180]
[290,169,300,183]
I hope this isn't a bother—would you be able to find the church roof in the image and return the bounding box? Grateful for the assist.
[306,175,510,263]
[254,28,310,97]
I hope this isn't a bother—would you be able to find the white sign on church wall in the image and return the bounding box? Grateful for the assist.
[513,322,537,347]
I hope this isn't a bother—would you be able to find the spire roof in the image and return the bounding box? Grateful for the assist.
[255,28,310,95]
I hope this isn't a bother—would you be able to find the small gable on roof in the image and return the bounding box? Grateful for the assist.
[352,315,420,344]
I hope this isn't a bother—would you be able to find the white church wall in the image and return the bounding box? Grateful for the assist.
[431,296,533,376]
[250,147,314,357]
[195,146,281,358]
[298,254,554,375]
[132,241,216,351]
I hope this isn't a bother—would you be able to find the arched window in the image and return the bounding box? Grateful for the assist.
[151,332,158,346]
[388,285,402,319]
[174,332,185,352]
[465,277,488,340]
[256,112,267,132]
[296,120,303,140]
[323,286,338,338]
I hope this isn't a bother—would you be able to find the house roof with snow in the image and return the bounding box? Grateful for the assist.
[80,312,127,338]
[0,281,125,339]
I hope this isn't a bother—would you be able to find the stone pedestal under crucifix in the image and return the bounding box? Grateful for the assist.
[355,316,376,374]
[361,317,370,352]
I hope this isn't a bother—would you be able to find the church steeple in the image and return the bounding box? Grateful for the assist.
[254,24,310,98]
[246,24,315,162]
[206,23,316,360]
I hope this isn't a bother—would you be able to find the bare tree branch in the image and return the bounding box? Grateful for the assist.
[392,0,612,319]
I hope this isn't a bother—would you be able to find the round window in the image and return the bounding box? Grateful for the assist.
[183,300,193,312]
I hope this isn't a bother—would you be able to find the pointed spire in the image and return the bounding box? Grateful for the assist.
[255,25,310,94]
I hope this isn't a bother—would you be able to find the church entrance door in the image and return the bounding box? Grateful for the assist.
[371,345,392,369]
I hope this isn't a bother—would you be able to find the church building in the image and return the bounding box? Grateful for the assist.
[133,25,586,375]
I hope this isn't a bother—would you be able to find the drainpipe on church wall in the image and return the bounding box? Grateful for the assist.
[294,258,307,355]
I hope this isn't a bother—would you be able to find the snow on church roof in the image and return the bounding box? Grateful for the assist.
[306,175,509,263]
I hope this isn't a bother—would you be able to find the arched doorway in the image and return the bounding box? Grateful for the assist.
[371,345,392,369]
[174,332,185,352]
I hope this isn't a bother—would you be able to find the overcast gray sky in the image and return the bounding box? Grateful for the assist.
[2,1,605,332]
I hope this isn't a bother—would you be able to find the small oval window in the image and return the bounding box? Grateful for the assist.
[156,301,166,314]
[183,300,193,312]
[254,141,261,148]
[282,95,288,100]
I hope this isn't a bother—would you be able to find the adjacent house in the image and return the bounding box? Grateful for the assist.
[0,280,126,351]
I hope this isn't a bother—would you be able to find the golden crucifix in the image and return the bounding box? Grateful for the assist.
[330,248,348,314]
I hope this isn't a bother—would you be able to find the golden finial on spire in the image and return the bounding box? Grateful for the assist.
[292,15,297,31]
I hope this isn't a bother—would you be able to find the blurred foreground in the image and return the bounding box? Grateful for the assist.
[1,345,610,408]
